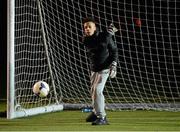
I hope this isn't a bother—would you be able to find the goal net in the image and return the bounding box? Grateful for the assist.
[7,0,180,118]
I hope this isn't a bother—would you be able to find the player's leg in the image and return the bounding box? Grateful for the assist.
[93,70,109,118]
[86,71,99,122]
[86,69,109,124]
[91,69,109,125]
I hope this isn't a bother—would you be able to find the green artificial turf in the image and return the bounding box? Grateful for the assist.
[0,101,180,131]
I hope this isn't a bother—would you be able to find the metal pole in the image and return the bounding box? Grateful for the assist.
[7,0,15,119]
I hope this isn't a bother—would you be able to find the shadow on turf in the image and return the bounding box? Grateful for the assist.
[0,111,6,117]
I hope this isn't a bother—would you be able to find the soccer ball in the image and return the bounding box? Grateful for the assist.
[32,81,50,97]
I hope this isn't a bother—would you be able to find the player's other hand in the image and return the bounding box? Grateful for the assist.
[109,61,117,78]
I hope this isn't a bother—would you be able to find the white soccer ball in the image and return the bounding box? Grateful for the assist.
[32,81,50,97]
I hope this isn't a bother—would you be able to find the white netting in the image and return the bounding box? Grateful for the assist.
[12,0,180,117]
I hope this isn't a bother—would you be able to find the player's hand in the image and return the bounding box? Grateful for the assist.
[108,23,118,35]
[109,61,117,78]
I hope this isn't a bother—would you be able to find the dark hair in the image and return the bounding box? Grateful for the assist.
[83,17,96,24]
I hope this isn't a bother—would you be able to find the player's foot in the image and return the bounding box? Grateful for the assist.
[92,117,109,125]
[108,23,118,34]
[86,112,97,122]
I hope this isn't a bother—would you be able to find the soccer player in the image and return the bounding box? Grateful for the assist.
[82,18,118,125]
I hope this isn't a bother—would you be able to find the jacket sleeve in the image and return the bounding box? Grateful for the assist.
[107,37,118,65]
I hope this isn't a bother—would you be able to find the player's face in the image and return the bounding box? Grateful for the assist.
[84,22,96,36]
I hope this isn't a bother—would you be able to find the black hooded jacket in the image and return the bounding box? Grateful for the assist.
[83,31,118,72]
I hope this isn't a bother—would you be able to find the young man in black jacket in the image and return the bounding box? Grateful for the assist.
[83,18,118,125]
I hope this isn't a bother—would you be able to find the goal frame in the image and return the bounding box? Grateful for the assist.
[7,0,63,119]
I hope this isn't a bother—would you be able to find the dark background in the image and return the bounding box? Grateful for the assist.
[0,0,7,100]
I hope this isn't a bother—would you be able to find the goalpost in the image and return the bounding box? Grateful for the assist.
[7,0,180,119]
